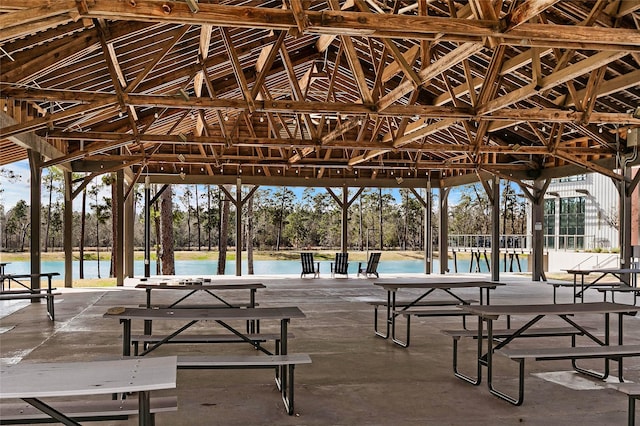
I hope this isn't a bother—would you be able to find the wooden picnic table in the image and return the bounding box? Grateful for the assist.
[458,301,640,405]
[0,356,177,426]
[372,280,504,347]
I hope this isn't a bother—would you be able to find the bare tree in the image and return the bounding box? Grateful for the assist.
[217,186,230,275]
[247,192,254,275]
[160,185,175,274]
[195,185,202,250]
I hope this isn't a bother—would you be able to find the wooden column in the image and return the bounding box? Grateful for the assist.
[531,183,545,282]
[439,187,450,274]
[425,181,432,274]
[236,178,242,276]
[28,150,41,292]
[124,179,135,278]
[144,176,151,278]
[619,163,635,283]
[342,187,348,253]
[63,171,73,288]
[116,170,124,286]
[490,176,500,282]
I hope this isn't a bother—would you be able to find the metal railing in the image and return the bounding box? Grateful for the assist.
[448,234,529,250]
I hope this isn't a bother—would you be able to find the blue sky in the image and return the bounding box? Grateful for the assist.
[0,160,30,210]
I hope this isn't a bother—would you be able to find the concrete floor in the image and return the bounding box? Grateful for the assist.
[2,273,640,425]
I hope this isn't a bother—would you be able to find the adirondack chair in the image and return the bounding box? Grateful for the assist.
[300,252,320,278]
[330,253,349,278]
[358,252,381,278]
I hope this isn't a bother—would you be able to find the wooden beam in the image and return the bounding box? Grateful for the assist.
[378,42,483,110]
[220,27,255,113]
[328,0,373,104]
[477,50,627,115]
[503,0,562,30]
[0,1,76,30]
[78,2,640,48]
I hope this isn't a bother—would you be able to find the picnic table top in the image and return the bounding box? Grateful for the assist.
[0,356,177,399]
[0,272,60,279]
[104,306,305,321]
[373,280,504,290]
[135,282,265,290]
[461,301,639,319]
[563,268,640,275]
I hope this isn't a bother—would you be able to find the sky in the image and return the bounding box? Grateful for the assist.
[0,160,30,210]
[2,159,451,213]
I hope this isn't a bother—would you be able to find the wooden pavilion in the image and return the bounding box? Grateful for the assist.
[1,1,639,287]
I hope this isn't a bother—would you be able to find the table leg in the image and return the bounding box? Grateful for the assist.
[144,289,152,335]
[276,319,290,392]
[249,289,259,333]
[139,390,151,426]
[486,318,525,405]
[122,319,132,357]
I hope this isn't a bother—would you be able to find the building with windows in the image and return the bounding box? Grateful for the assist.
[533,168,640,271]
[542,173,620,251]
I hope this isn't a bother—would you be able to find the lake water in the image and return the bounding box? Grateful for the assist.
[2,257,528,278]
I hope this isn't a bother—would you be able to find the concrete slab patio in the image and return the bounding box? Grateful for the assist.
[2,273,640,425]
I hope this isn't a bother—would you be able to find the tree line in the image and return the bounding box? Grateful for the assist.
[0,167,527,277]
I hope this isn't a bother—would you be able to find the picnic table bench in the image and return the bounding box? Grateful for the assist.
[458,302,639,406]
[130,332,290,355]
[597,285,640,304]
[372,280,502,347]
[548,280,623,304]
[0,273,61,321]
[609,383,640,426]
[135,281,265,334]
[368,299,478,343]
[0,396,177,424]
[441,325,597,384]
[0,356,177,425]
[106,306,309,415]
[561,268,640,303]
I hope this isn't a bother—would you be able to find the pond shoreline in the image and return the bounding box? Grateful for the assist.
[0,249,442,262]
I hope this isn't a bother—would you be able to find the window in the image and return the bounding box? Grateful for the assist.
[544,199,555,248]
[559,197,585,249]
[553,174,586,183]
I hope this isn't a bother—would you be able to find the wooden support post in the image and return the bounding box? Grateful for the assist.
[491,177,500,282]
[28,150,42,293]
[439,187,450,274]
[64,171,73,288]
[116,170,124,286]
[236,178,242,276]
